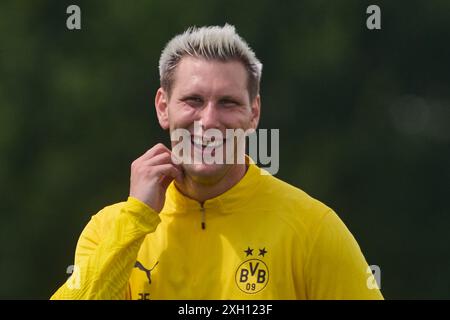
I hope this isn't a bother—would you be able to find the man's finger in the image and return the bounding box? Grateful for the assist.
[139,143,171,161]
[153,163,182,183]
[141,151,173,166]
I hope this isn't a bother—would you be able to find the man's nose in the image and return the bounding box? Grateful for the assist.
[199,102,220,130]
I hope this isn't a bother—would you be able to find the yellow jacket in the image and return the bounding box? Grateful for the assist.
[51,162,383,300]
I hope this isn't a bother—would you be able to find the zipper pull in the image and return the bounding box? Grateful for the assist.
[200,205,206,230]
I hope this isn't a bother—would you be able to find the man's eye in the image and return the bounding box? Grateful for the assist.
[184,97,203,106]
[220,100,238,107]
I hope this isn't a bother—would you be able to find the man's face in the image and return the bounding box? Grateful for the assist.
[155,56,260,184]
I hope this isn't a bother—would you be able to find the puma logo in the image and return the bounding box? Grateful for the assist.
[134,260,159,284]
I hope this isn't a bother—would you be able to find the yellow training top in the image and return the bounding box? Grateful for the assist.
[51,162,383,300]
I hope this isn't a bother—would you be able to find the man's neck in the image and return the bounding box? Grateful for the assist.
[174,164,248,204]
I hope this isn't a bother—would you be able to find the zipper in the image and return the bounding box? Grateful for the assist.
[200,204,206,230]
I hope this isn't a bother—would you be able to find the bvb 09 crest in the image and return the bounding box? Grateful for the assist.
[235,247,269,294]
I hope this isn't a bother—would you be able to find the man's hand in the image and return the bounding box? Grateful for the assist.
[129,144,182,213]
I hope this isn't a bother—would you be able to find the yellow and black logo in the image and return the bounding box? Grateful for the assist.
[235,247,269,294]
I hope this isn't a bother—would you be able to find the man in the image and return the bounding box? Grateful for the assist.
[51,24,383,300]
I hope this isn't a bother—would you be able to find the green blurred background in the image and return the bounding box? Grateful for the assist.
[0,0,449,299]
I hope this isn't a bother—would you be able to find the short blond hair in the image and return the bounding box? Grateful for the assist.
[159,24,263,100]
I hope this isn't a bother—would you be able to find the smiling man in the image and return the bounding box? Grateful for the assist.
[51,24,383,300]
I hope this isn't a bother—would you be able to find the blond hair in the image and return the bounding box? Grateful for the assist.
[159,24,263,100]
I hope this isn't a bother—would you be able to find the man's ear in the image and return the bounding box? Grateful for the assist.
[155,88,169,130]
[250,94,261,130]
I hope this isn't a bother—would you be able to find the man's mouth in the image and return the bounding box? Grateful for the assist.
[191,136,225,149]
